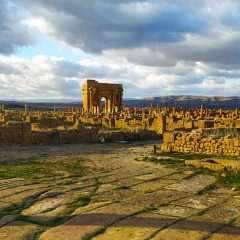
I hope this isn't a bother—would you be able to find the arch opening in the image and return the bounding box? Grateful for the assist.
[101,97,107,113]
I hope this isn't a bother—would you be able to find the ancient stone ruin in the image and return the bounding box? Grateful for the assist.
[0,79,240,153]
[82,79,123,113]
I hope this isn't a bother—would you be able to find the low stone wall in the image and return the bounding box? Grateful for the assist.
[0,123,99,144]
[31,126,99,144]
[99,129,160,142]
[0,122,31,144]
[0,122,159,144]
[161,130,240,156]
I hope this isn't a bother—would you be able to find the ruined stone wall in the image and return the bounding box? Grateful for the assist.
[99,129,160,142]
[161,130,240,157]
[0,124,98,145]
[31,126,99,144]
[0,122,31,144]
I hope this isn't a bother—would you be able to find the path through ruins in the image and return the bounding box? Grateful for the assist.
[0,142,240,240]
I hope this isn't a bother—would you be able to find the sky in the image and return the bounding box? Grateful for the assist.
[0,0,240,101]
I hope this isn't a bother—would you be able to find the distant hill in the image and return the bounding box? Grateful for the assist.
[0,96,239,110]
[123,96,240,109]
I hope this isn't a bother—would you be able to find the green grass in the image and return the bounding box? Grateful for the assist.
[25,226,49,240]
[143,151,240,190]
[157,151,215,160]
[216,172,240,190]
[143,154,185,168]
[0,191,45,216]
[0,156,86,183]
[144,151,240,169]
[65,194,92,215]
[45,187,98,228]
[156,151,240,161]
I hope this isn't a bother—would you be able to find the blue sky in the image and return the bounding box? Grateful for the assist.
[0,0,240,100]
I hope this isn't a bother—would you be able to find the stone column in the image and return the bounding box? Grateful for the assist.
[89,90,92,112]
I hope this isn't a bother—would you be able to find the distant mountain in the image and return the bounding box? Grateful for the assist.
[0,96,239,110]
[123,96,240,109]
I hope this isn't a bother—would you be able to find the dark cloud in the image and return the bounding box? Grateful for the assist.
[20,0,240,69]
[163,38,240,68]
[0,0,34,54]
[21,0,204,53]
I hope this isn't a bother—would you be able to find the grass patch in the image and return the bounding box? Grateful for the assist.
[216,172,240,190]
[45,188,97,227]
[143,155,185,168]
[65,194,92,215]
[0,156,86,183]
[157,151,214,160]
[0,192,45,216]
[188,167,213,175]
[25,226,49,240]
[144,151,240,189]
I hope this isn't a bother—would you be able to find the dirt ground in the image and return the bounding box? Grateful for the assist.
[0,141,240,240]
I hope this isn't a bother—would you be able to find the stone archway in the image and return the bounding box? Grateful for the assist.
[82,79,123,113]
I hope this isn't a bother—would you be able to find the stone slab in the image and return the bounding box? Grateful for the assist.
[0,221,38,240]
[92,212,176,240]
[39,202,143,240]
[208,226,240,240]
[165,175,215,193]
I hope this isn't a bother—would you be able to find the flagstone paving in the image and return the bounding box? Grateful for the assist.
[0,142,239,239]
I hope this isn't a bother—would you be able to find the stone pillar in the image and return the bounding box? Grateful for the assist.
[112,90,115,113]
[157,114,166,134]
[89,90,92,112]
[108,99,112,113]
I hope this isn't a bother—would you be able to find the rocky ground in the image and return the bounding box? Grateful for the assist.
[0,141,240,240]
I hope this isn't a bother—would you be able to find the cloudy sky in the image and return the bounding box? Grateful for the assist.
[0,0,240,100]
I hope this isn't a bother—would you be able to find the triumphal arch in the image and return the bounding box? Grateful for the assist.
[82,80,123,113]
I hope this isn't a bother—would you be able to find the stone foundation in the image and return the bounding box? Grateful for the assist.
[161,129,240,157]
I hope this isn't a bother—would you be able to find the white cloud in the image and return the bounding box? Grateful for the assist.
[0,55,239,100]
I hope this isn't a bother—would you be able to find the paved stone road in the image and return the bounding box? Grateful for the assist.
[0,142,240,240]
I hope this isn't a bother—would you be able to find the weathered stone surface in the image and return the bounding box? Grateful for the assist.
[21,196,68,216]
[0,221,38,240]
[127,189,192,208]
[71,201,112,216]
[165,174,215,193]
[39,203,143,240]
[0,187,48,209]
[24,205,67,224]
[0,184,45,199]
[92,188,143,202]
[1,142,239,240]
[92,212,176,240]
[172,193,227,210]
[132,179,177,193]
[134,170,176,181]
[162,173,188,180]
[96,183,116,193]
[152,219,213,240]
[0,179,25,190]
[208,226,240,240]
[0,215,17,227]
[153,205,198,218]
[206,203,240,222]
[0,201,12,211]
